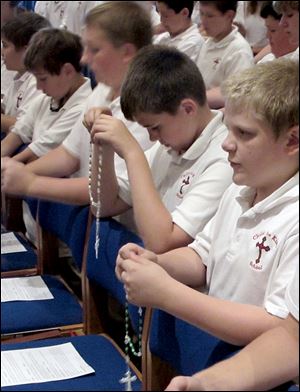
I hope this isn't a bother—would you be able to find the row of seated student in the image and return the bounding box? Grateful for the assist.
[1,0,299,390]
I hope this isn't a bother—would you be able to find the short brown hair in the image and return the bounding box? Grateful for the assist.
[121,45,207,120]
[24,28,83,74]
[84,1,152,49]
[222,58,299,138]
[1,12,50,49]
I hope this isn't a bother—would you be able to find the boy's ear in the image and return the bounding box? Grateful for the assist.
[180,98,197,115]
[122,43,137,63]
[285,125,299,155]
[61,62,75,76]
[180,7,189,18]
[225,9,235,22]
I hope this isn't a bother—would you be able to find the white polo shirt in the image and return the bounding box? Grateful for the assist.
[196,25,254,89]
[285,264,299,321]
[2,71,43,122]
[118,110,233,238]
[35,1,99,35]
[1,59,16,101]
[290,47,299,62]
[189,172,299,318]
[63,83,155,178]
[12,78,92,157]
[154,23,204,62]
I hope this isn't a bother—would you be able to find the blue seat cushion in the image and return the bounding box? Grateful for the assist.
[1,275,82,334]
[1,232,37,272]
[1,334,142,391]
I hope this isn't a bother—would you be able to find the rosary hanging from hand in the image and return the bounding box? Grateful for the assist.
[88,141,102,259]
[86,123,143,390]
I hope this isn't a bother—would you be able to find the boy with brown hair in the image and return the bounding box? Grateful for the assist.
[1,27,91,162]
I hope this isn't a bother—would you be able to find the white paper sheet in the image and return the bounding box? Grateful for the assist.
[1,342,95,387]
[1,232,27,254]
[1,276,54,302]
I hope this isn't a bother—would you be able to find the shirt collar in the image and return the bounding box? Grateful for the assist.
[236,172,299,216]
[206,25,239,49]
[167,110,224,163]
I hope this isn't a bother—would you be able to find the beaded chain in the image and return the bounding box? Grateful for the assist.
[119,304,143,391]
[88,142,102,259]
[85,122,143,390]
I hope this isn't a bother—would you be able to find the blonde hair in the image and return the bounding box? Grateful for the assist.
[273,1,299,13]
[84,1,152,49]
[221,58,299,138]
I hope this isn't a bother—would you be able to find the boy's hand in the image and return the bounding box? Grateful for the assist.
[82,106,112,132]
[165,375,206,391]
[117,252,172,308]
[90,114,139,159]
[1,157,36,196]
[115,243,157,280]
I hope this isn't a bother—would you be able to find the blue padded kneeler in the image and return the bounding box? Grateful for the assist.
[1,275,82,335]
[2,334,142,391]
[1,232,37,273]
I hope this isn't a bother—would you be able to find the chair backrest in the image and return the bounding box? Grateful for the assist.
[147,309,241,390]
[82,214,144,334]
[37,200,89,272]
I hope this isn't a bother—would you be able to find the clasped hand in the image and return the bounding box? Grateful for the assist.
[1,157,35,196]
[83,106,139,159]
[115,243,171,308]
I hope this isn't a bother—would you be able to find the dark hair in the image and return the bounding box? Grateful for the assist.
[260,1,281,19]
[121,45,207,120]
[1,12,51,49]
[85,1,152,50]
[199,1,238,13]
[24,28,83,74]
[157,1,195,17]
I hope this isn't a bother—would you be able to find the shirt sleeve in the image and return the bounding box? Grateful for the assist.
[11,98,37,143]
[285,263,299,321]
[264,225,299,319]
[28,104,85,157]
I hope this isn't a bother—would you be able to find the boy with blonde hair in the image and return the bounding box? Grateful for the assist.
[116,59,298,351]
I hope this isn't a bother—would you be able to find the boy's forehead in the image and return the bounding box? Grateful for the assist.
[82,25,108,42]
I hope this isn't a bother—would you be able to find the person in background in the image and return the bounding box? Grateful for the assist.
[1,13,50,134]
[1,1,26,102]
[1,28,91,161]
[273,0,299,61]
[196,1,254,109]
[257,1,298,63]
[154,1,204,62]
[242,1,268,55]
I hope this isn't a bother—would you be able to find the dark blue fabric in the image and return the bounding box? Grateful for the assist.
[1,335,142,391]
[1,275,82,334]
[1,232,37,272]
[23,197,39,219]
[87,217,144,331]
[18,1,36,11]
[87,218,143,304]
[149,309,241,375]
[37,201,89,269]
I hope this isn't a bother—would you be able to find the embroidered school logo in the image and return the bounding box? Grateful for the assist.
[213,57,221,69]
[176,172,195,199]
[249,232,277,270]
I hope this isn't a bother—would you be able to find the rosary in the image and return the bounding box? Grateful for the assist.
[88,142,101,259]
[87,125,143,390]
